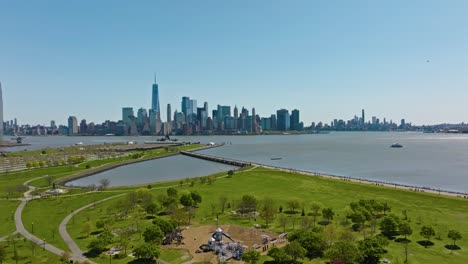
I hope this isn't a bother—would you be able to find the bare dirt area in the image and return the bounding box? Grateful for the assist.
[165,224,283,263]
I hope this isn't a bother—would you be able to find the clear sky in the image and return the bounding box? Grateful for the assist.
[1,0,468,126]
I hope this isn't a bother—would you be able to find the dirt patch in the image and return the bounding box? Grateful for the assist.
[164,224,283,263]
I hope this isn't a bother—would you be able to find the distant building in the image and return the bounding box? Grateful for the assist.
[290,109,300,130]
[122,107,134,135]
[276,109,290,131]
[151,74,160,113]
[137,108,147,131]
[79,119,87,134]
[167,104,172,123]
[68,116,78,135]
[0,82,3,140]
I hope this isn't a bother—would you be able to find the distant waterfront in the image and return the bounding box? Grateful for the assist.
[2,132,468,193]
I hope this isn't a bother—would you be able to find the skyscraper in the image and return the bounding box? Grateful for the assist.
[167,104,172,123]
[290,109,300,130]
[276,109,290,131]
[151,73,160,113]
[68,116,78,135]
[361,109,365,126]
[181,97,190,121]
[0,82,3,141]
[122,107,134,135]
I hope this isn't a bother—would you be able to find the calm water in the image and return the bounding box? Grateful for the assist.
[66,155,238,187]
[3,132,468,193]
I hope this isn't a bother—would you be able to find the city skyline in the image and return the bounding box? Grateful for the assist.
[2,1,468,125]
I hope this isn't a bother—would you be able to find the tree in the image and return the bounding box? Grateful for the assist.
[143,226,164,244]
[190,191,202,206]
[82,222,92,237]
[238,194,258,214]
[0,244,6,264]
[219,195,229,213]
[87,238,107,254]
[261,197,276,226]
[325,240,360,264]
[286,199,301,214]
[98,178,110,190]
[242,249,261,264]
[322,208,335,224]
[379,215,400,238]
[145,202,160,215]
[46,175,53,186]
[133,242,160,261]
[227,170,234,178]
[95,220,105,230]
[310,202,323,225]
[399,222,413,240]
[278,215,288,233]
[167,187,178,198]
[420,225,435,248]
[448,230,462,247]
[284,241,307,261]
[289,229,327,258]
[60,251,71,262]
[358,236,389,264]
[382,202,391,215]
[152,217,175,233]
[267,247,291,263]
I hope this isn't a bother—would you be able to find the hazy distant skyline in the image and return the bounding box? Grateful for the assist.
[2,0,468,126]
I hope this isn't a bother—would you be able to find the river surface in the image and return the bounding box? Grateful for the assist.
[2,132,468,193]
[66,155,238,187]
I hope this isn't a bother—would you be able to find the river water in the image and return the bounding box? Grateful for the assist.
[2,132,468,193]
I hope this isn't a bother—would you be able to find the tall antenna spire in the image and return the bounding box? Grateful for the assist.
[154,72,157,84]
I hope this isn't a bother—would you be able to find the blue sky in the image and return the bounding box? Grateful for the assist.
[1,0,468,126]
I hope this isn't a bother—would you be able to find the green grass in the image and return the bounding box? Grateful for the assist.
[60,166,468,263]
[0,200,21,237]
[21,192,125,251]
[0,237,62,264]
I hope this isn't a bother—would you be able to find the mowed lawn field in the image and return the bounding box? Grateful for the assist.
[66,167,468,264]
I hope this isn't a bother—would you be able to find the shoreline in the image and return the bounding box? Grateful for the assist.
[186,151,468,199]
[55,144,223,186]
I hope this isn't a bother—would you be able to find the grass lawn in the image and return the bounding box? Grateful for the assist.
[0,200,21,237]
[64,166,468,263]
[0,238,62,264]
[21,192,126,251]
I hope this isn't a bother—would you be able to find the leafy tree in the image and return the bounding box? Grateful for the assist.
[87,238,107,254]
[167,187,178,198]
[310,202,323,225]
[95,220,105,230]
[190,191,202,206]
[286,199,301,214]
[152,217,175,233]
[82,222,92,237]
[242,249,261,264]
[284,241,307,261]
[379,215,400,237]
[227,170,234,178]
[238,194,258,214]
[261,197,276,226]
[322,207,335,223]
[145,202,160,215]
[348,211,366,231]
[448,230,462,247]
[180,193,195,208]
[420,225,435,248]
[267,247,291,263]
[325,240,360,264]
[358,236,389,264]
[382,202,391,215]
[399,222,413,240]
[133,242,160,261]
[278,215,288,233]
[143,226,164,244]
[289,229,327,258]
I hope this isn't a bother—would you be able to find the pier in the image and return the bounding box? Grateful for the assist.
[180,151,250,167]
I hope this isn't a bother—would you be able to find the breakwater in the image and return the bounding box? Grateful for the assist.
[180,151,249,167]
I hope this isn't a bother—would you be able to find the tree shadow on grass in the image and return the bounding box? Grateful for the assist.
[318,221,330,226]
[395,238,412,243]
[417,240,434,248]
[145,215,156,220]
[90,230,102,235]
[127,258,156,264]
[84,250,101,258]
[445,245,461,250]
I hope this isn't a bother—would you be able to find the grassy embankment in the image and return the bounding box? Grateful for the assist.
[0,237,62,264]
[68,167,468,264]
